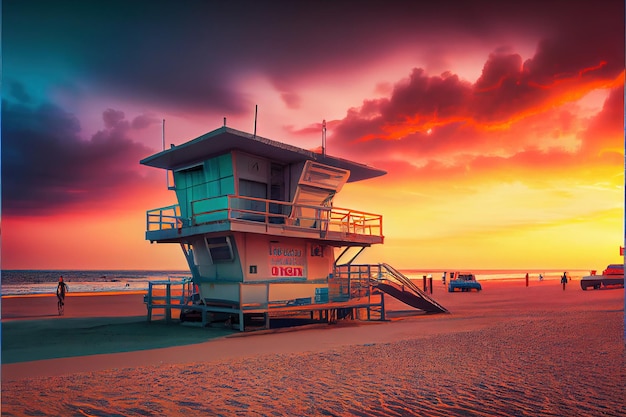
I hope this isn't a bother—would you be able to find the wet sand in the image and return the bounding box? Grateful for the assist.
[2,279,624,416]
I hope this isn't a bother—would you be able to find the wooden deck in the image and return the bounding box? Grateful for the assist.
[145,280,386,331]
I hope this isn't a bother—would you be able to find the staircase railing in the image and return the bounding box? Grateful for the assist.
[375,263,449,313]
[333,262,448,313]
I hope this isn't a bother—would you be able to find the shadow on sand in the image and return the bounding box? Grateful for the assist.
[2,316,236,364]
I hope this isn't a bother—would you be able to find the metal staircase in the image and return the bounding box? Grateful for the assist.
[374,263,448,313]
[333,262,448,314]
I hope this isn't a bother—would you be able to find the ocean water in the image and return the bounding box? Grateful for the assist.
[1,268,590,296]
[1,270,189,296]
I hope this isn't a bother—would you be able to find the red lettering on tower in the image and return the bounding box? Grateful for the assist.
[271,266,304,277]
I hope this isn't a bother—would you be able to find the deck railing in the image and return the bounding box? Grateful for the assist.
[146,195,383,238]
[146,204,182,231]
[332,263,375,300]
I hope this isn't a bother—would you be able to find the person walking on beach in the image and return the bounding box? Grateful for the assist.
[56,276,69,314]
[442,272,447,286]
[561,272,568,290]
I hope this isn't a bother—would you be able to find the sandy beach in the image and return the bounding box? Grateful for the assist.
[2,279,624,416]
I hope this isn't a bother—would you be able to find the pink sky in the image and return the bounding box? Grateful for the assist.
[2,1,624,271]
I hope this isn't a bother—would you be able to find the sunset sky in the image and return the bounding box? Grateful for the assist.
[2,0,624,271]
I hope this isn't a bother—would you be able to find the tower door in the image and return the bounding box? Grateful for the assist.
[174,164,207,218]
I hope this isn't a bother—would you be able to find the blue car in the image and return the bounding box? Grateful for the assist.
[448,272,482,292]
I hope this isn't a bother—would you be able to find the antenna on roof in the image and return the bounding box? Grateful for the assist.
[223,117,227,127]
[163,119,173,189]
[162,119,165,151]
[322,119,327,156]
[254,105,258,138]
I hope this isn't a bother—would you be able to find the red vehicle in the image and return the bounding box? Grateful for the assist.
[580,264,624,290]
[602,264,623,275]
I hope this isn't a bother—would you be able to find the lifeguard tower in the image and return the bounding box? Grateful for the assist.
[141,126,446,330]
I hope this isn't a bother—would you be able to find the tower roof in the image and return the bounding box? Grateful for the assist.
[140,127,386,182]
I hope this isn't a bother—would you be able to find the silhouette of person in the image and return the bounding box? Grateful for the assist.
[57,276,69,306]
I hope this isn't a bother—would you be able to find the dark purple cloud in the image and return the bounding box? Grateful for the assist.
[2,0,623,218]
[324,4,623,158]
[6,0,620,118]
[8,81,32,103]
[2,99,162,216]
[132,114,161,130]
